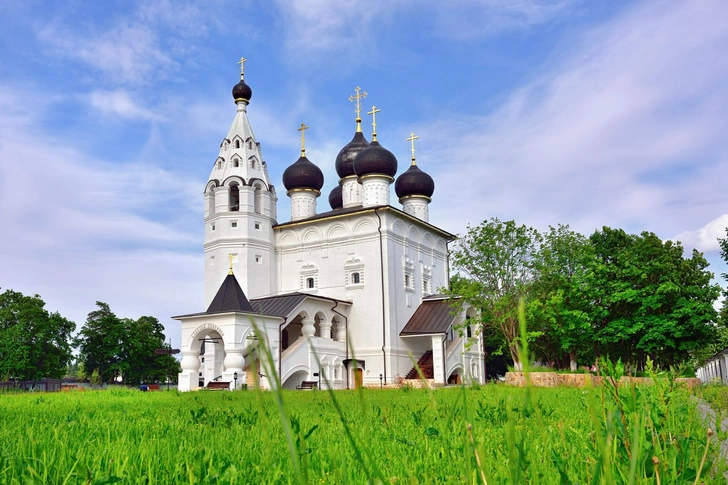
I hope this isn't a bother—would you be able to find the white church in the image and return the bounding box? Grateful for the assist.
[175,60,485,391]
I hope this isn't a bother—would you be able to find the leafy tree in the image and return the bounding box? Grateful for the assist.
[529,225,596,370]
[590,228,720,368]
[0,289,75,380]
[75,302,126,383]
[447,218,541,369]
[75,302,179,385]
[122,316,180,385]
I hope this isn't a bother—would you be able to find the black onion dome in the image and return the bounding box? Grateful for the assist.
[395,164,435,199]
[353,141,398,178]
[328,185,343,210]
[232,79,252,101]
[282,156,324,192]
[335,131,369,178]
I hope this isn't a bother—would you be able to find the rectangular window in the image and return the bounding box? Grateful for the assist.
[231,221,238,228]
[211,223,216,231]
[255,222,261,230]
[255,255,262,264]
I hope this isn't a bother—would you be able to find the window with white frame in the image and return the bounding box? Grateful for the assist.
[403,257,414,291]
[300,263,318,291]
[422,265,432,295]
[231,221,238,228]
[345,257,364,289]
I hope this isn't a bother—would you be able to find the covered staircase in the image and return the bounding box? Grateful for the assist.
[405,350,434,379]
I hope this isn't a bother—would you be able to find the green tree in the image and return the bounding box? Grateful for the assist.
[0,289,75,380]
[447,218,541,369]
[529,225,596,370]
[75,302,179,385]
[122,316,180,385]
[75,302,126,383]
[590,228,720,368]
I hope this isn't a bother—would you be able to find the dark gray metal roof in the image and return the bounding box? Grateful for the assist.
[250,293,307,317]
[249,292,351,318]
[206,273,254,313]
[400,300,457,336]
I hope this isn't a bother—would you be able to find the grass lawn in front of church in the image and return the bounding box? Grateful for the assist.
[0,383,724,484]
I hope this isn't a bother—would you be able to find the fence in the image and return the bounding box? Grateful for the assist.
[0,378,62,392]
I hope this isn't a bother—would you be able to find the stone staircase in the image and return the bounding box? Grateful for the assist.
[405,350,434,379]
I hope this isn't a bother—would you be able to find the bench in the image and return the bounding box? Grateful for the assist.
[296,380,318,390]
[207,381,231,390]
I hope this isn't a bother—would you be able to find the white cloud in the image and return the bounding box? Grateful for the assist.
[39,23,176,85]
[673,215,728,254]
[89,89,164,121]
[418,0,728,240]
[0,84,201,344]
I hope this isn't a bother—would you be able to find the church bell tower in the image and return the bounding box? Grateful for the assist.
[203,58,278,305]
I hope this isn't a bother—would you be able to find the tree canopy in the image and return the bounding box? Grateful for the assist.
[448,220,721,371]
[0,289,75,380]
[75,302,179,385]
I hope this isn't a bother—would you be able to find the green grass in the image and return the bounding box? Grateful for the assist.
[0,382,724,484]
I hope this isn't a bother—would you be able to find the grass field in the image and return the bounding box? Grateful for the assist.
[1,377,726,484]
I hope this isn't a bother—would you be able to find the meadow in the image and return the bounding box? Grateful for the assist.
[1,376,725,484]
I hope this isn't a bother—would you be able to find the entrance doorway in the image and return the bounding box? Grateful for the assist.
[354,368,363,389]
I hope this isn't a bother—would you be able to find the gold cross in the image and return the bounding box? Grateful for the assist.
[228,254,234,275]
[297,123,310,156]
[406,132,419,165]
[349,86,368,132]
[367,106,381,141]
[238,57,247,79]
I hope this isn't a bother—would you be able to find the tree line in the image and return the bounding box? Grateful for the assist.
[0,291,179,385]
[448,219,727,373]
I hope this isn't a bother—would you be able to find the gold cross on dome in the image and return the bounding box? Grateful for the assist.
[349,86,368,132]
[238,57,247,79]
[297,123,310,156]
[367,105,381,141]
[228,254,234,275]
[406,132,419,165]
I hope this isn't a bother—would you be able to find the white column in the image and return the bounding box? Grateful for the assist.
[400,196,430,222]
[335,322,347,342]
[289,190,318,221]
[301,318,315,338]
[319,320,332,339]
[214,186,230,213]
[360,175,392,207]
[178,351,201,392]
[223,350,245,390]
[431,334,445,384]
[341,176,362,208]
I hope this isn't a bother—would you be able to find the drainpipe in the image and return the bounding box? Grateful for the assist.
[330,300,349,389]
[375,208,387,385]
[278,316,288,385]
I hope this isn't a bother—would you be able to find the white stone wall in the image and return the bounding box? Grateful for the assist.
[289,190,318,221]
[360,175,392,207]
[340,176,362,208]
[275,208,450,385]
[401,196,430,223]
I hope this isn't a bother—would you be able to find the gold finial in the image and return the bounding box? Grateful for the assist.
[228,254,234,275]
[349,86,368,133]
[367,105,381,141]
[297,123,310,156]
[406,132,419,166]
[238,57,247,80]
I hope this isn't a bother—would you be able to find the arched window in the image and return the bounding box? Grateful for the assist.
[216,160,222,170]
[229,184,240,212]
[351,272,360,284]
[466,325,472,338]
[306,277,315,289]
[251,159,256,169]
[248,141,253,150]
[235,139,241,149]
[233,158,239,168]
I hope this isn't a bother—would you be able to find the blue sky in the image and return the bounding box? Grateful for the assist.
[1,0,726,347]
